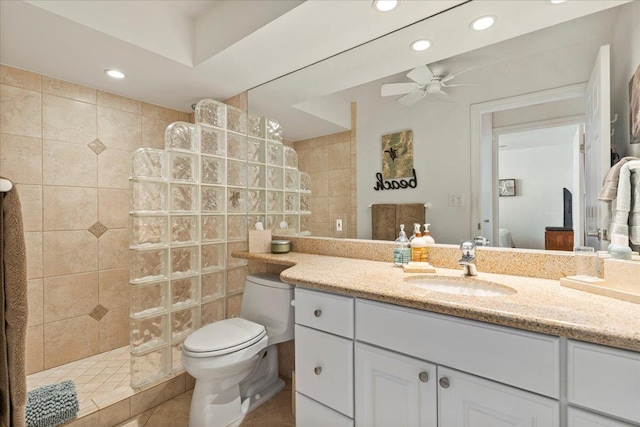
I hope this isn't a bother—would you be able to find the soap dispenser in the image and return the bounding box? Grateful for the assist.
[423,224,435,244]
[411,226,427,262]
[609,234,632,260]
[394,224,411,266]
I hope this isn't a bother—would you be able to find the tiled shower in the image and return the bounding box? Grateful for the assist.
[128,99,311,387]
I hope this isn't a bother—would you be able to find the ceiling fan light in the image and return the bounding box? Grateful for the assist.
[470,15,496,31]
[105,69,125,79]
[372,0,398,12]
[410,39,432,52]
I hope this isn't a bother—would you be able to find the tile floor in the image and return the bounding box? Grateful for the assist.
[117,379,295,427]
[27,345,133,417]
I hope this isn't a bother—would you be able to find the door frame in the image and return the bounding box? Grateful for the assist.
[470,83,587,246]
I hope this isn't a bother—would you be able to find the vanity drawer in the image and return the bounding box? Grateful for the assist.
[356,299,560,398]
[568,407,636,427]
[567,340,640,424]
[296,393,353,427]
[295,287,354,338]
[295,324,354,417]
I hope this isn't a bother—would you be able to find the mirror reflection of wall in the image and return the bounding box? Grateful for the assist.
[249,1,640,247]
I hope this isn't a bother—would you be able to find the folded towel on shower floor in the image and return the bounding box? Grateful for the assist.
[24,381,78,427]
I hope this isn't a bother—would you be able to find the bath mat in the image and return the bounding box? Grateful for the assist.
[24,380,79,427]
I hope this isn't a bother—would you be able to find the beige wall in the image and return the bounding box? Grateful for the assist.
[293,103,357,238]
[0,65,190,373]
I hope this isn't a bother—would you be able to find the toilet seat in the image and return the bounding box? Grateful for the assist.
[183,317,266,358]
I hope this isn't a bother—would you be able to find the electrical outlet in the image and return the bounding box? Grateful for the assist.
[448,193,456,207]
[455,194,464,207]
[336,218,343,232]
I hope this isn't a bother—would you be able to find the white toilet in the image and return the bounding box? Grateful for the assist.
[182,273,294,427]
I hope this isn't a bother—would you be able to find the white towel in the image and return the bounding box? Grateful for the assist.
[609,160,640,243]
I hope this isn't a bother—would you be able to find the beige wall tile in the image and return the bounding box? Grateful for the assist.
[43,94,97,144]
[43,139,97,187]
[0,134,42,184]
[0,65,41,91]
[141,116,171,149]
[311,222,330,236]
[141,389,191,427]
[226,293,243,318]
[43,186,97,231]
[44,315,99,368]
[26,325,44,375]
[296,148,309,173]
[328,140,350,169]
[186,373,195,390]
[97,91,141,114]
[329,196,350,218]
[0,84,41,138]
[98,188,130,229]
[25,231,42,279]
[328,169,350,196]
[99,267,129,309]
[201,299,225,326]
[98,106,141,151]
[130,374,185,416]
[99,306,129,353]
[98,228,130,270]
[66,412,99,427]
[43,230,98,276]
[306,145,328,173]
[27,278,43,327]
[141,102,180,122]
[43,272,99,322]
[16,184,42,232]
[309,171,328,196]
[99,399,131,427]
[310,197,329,223]
[98,149,132,189]
[42,76,96,104]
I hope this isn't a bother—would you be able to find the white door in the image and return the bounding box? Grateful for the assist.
[584,44,611,250]
[437,367,559,427]
[355,342,437,427]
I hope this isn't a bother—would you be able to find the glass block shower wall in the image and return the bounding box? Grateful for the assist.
[127,99,312,387]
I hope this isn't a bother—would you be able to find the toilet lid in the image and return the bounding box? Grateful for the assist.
[183,317,266,355]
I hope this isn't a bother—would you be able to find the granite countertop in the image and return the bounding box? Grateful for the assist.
[236,251,640,353]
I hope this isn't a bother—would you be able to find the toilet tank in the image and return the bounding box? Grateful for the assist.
[241,273,294,345]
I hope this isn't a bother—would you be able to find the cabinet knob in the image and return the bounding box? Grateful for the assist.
[439,377,450,389]
[314,366,322,375]
[314,309,322,317]
[418,371,429,383]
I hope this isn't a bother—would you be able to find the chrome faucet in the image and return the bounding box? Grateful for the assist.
[459,240,478,276]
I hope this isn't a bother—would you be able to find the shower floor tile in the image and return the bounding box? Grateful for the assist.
[26,345,133,416]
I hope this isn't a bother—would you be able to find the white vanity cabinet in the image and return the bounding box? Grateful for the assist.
[568,408,637,427]
[294,288,355,426]
[355,342,437,427]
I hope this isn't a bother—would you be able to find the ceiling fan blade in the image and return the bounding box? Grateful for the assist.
[396,91,426,106]
[381,82,419,96]
[441,65,479,82]
[406,65,433,85]
[440,82,478,88]
[433,90,454,103]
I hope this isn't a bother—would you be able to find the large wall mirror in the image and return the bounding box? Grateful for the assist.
[248,0,639,251]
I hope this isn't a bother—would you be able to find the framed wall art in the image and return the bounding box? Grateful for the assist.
[499,178,516,197]
[630,63,640,144]
[381,130,414,179]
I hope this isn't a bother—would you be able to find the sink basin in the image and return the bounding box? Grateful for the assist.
[405,276,516,297]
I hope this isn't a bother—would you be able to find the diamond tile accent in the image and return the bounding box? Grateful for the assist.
[88,138,107,155]
[89,304,108,321]
[88,221,108,238]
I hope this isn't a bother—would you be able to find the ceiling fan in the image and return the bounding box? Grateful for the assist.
[380,63,476,106]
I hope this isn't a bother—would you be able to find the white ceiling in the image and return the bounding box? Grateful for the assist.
[498,124,580,152]
[0,0,466,112]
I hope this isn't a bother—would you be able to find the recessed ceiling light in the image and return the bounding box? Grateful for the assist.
[410,39,432,52]
[470,15,496,31]
[105,69,125,79]
[549,0,567,4]
[372,0,398,12]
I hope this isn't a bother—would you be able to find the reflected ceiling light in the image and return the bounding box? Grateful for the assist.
[410,39,432,52]
[470,15,496,31]
[104,69,125,79]
[372,0,398,12]
[549,0,567,4]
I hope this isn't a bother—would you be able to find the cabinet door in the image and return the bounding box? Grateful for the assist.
[355,342,437,427]
[438,367,559,427]
[568,407,636,427]
[297,393,353,427]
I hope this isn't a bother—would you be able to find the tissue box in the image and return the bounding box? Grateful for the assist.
[249,230,272,253]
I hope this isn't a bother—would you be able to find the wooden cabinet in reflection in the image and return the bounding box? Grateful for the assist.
[544,227,574,251]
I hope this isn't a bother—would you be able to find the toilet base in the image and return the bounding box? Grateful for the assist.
[189,381,249,427]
